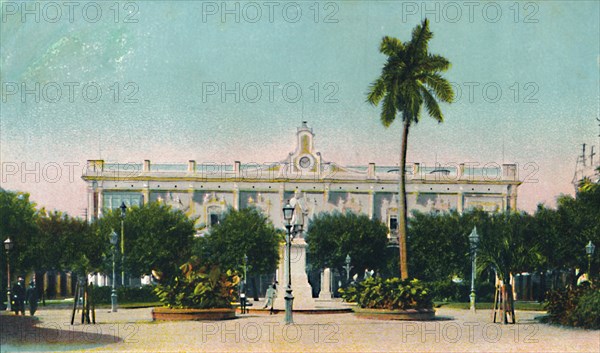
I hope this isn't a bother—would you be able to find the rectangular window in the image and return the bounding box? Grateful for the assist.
[103,192,143,210]
[389,216,398,231]
[210,213,219,226]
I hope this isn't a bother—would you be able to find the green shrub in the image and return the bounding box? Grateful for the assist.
[90,285,158,304]
[424,280,496,302]
[568,287,600,329]
[545,282,599,329]
[339,281,363,303]
[154,258,240,309]
[426,280,467,302]
[339,277,433,310]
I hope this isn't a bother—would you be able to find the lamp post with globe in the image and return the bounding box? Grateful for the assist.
[282,202,295,324]
[119,202,127,287]
[343,254,353,284]
[4,237,13,311]
[110,230,119,312]
[585,241,596,281]
[468,227,479,313]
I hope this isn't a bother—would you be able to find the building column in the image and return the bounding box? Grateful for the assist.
[142,185,150,205]
[188,187,195,216]
[278,184,285,226]
[509,185,517,211]
[316,152,322,179]
[43,272,49,298]
[233,183,239,210]
[56,273,62,298]
[66,273,72,296]
[97,187,104,218]
[457,192,464,213]
[87,184,95,223]
[368,187,374,220]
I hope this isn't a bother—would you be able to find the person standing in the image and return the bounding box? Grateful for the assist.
[26,280,39,316]
[12,277,26,315]
[240,292,247,314]
[263,283,277,314]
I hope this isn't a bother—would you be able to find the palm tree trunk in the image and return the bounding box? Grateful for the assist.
[398,119,410,280]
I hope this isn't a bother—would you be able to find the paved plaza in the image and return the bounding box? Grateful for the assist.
[1,306,599,352]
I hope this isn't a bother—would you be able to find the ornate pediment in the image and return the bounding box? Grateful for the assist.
[203,192,225,206]
[202,192,227,226]
[338,194,363,214]
[247,192,272,214]
[157,192,190,212]
[288,121,319,174]
[277,122,369,180]
[380,194,399,216]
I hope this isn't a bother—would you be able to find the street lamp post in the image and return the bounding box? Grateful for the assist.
[110,230,118,312]
[240,254,248,314]
[4,237,13,312]
[243,254,248,290]
[585,240,596,280]
[343,254,353,283]
[468,227,479,313]
[282,202,295,325]
[119,202,127,287]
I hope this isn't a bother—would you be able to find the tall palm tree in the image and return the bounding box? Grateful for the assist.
[366,19,454,279]
[577,167,600,193]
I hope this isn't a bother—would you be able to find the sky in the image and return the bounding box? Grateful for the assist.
[1,0,599,216]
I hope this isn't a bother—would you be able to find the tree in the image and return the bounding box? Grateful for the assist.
[366,18,454,279]
[548,186,600,284]
[195,207,281,299]
[476,212,539,283]
[37,210,106,275]
[0,190,40,279]
[577,166,599,193]
[305,211,389,280]
[407,210,469,282]
[406,209,501,302]
[96,202,196,283]
[473,211,539,313]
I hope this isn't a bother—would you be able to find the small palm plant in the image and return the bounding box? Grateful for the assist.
[340,277,433,310]
[154,257,240,309]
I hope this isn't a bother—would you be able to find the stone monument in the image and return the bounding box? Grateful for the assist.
[274,191,316,309]
[318,268,332,300]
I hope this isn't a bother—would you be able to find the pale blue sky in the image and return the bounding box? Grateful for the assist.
[1,0,599,216]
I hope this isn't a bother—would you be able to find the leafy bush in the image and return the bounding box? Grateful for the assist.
[154,258,240,309]
[570,288,600,329]
[425,280,467,302]
[425,280,496,302]
[339,281,363,303]
[91,285,158,304]
[545,282,599,329]
[339,277,433,310]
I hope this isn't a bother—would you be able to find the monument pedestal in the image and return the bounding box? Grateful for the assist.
[274,238,315,310]
[318,268,332,300]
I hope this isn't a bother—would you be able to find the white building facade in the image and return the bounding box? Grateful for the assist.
[82,122,522,297]
[82,122,521,234]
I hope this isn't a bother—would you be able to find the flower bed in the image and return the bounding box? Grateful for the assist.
[340,277,436,321]
[151,257,241,321]
[353,307,435,321]
[152,307,236,321]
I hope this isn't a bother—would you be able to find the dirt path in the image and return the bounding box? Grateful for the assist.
[1,307,598,352]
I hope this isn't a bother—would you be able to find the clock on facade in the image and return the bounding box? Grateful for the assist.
[299,156,311,168]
